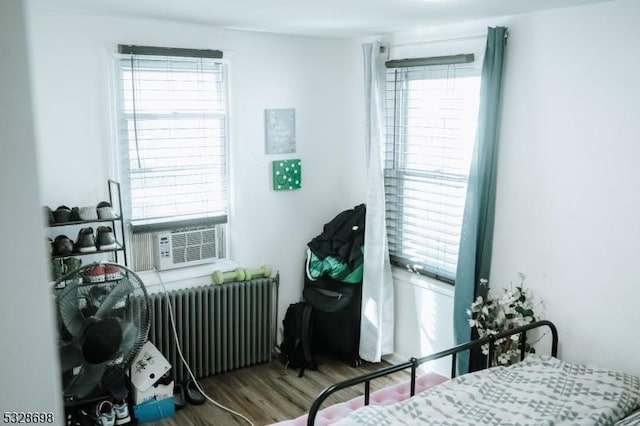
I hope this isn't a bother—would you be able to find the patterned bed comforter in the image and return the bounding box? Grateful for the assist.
[332,356,640,426]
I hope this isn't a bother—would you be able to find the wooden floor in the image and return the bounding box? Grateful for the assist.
[147,356,409,426]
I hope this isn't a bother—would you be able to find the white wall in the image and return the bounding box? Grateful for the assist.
[26,8,360,332]
[388,270,455,376]
[0,1,62,422]
[492,0,640,377]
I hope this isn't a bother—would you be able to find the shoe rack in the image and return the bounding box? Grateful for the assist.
[47,179,128,270]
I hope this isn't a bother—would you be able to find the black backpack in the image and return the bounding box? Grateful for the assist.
[279,302,315,377]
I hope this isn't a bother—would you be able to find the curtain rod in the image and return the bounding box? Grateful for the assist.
[118,45,223,59]
[386,53,474,69]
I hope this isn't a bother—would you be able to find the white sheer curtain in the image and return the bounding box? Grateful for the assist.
[360,42,394,362]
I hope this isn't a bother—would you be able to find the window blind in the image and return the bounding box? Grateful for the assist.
[384,63,481,282]
[116,51,228,231]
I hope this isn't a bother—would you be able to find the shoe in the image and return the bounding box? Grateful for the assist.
[64,257,82,273]
[84,264,106,283]
[113,400,131,425]
[53,205,72,223]
[173,382,186,411]
[53,235,74,256]
[184,379,206,405]
[78,206,98,221]
[75,228,97,253]
[95,401,115,426]
[96,226,117,250]
[69,207,81,222]
[104,263,122,281]
[97,201,117,219]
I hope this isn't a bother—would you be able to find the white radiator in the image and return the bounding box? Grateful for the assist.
[147,277,277,382]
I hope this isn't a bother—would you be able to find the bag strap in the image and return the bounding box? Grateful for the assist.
[298,304,314,378]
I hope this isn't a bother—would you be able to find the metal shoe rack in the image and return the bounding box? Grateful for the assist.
[48,179,128,267]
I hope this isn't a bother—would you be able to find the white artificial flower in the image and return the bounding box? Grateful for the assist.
[498,353,510,365]
[468,275,544,366]
[500,292,516,306]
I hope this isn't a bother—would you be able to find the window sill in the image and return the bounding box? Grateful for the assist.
[137,259,238,294]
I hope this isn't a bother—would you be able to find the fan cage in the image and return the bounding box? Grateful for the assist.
[54,262,151,402]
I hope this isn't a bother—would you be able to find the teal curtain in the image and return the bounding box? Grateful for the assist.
[453,26,508,374]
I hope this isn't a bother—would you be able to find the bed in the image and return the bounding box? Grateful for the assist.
[275,320,640,426]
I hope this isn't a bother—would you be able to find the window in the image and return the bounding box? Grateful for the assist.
[384,61,481,283]
[116,46,228,232]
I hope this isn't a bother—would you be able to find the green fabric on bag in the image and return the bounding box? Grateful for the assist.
[340,263,363,283]
[308,252,348,279]
[307,250,364,284]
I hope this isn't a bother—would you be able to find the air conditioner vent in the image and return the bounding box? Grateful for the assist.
[172,233,187,248]
[154,225,225,271]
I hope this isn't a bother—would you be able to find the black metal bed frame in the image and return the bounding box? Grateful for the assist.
[307,319,558,426]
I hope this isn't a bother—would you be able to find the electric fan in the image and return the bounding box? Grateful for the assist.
[54,262,150,402]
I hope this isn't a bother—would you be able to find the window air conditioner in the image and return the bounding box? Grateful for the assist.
[154,226,224,271]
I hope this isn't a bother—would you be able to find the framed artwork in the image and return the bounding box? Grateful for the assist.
[272,159,301,191]
[265,108,296,154]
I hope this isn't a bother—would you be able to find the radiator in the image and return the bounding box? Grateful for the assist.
[147,277,278,382]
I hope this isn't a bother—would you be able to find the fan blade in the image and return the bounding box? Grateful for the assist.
[94,277,134,320]
[58,280,87,337]
[120,322,139,354]
[64,362,107,399]
[59,343,83,372]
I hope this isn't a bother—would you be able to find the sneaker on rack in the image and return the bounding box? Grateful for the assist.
[69,207,81,222]
[95,401,115,426]
[97,201,117,219]
[75,227,97,253]
[104,263,122,281]
[53,235,74,256]
[84,264,106,283]
[96,226,117,251]
[64,257,82,273]
[78,206,98,221]
[53,205,72,223]
[112,400,131,425]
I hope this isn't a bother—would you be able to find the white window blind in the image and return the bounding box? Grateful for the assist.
[116,50,228,231]
[384,63,481,282]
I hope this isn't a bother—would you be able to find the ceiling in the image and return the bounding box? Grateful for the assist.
[27,0,615,38]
